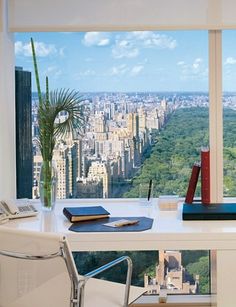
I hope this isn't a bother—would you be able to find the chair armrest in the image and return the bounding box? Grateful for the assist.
[82,255,132,307]
[85,255,132,279]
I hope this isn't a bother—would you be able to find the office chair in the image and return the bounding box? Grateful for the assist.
[0,226,145,307]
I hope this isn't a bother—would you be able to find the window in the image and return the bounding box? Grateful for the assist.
[73,250,210,295]
[15,30,209,200]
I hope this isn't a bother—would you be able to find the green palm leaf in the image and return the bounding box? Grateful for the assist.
[31,37,87,208]
[31,38,86,161]
[50,88,86,138]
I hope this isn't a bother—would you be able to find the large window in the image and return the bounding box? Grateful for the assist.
[15,30,209,200]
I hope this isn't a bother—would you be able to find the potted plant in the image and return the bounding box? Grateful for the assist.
[31,38,86,210]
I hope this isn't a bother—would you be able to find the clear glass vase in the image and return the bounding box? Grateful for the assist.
[39,160,58,211]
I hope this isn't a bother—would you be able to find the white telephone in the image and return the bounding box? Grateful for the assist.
[0,199,38,223]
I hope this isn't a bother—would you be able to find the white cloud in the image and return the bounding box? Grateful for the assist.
[45,66,56,73]
[145,36,176,49]
[225,57,236,65]
[74,70,96,80]
[132,31,153,40]
[110,64,128,76]
[130,65,144,76]
[178,57,207,80]
[44,66,62,78]
[59,47,65,57]
[15,41,57,57]
[112,40,139,59]
[192,58,203,71]
[82,70,96,76]
[111,31,176,59]
[99,39,110,46]
[108,64,144,77]
[83,32,110,47]
[131,31,177,49]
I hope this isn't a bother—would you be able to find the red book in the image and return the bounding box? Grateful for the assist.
[185,162,201,204]
[201,147,210,204]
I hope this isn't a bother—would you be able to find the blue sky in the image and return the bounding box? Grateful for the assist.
[15,30,236,92]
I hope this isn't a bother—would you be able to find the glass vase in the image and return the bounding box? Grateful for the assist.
[39,160,58,211]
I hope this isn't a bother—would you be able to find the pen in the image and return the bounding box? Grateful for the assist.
[147,179,152,201]
[115,220,139,227]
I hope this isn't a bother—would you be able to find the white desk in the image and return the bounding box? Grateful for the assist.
[4,198,236,307]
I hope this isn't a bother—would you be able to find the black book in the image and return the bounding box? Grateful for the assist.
[182,202,236,220]
[63,206,110,223]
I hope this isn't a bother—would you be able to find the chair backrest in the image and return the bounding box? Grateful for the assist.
[0,226,79,307]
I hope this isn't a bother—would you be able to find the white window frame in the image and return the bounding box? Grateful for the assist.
[209,30,223,203]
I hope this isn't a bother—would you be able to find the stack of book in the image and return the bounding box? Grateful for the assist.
[185,147,210,204]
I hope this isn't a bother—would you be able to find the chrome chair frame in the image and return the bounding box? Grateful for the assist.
[0,236,133,307]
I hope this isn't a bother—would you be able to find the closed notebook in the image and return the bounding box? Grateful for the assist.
[63,206,110,222]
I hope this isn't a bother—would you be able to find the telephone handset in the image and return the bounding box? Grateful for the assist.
[0,199,38,222]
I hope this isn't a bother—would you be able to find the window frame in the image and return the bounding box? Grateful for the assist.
[209,30,223,203]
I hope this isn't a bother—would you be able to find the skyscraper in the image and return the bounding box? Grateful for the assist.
[15,67,32,198]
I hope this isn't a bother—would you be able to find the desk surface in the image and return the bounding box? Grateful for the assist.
[4,198,236,251]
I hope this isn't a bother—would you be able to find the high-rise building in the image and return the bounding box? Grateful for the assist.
[138,107,147,131]
[127,113,139,139]
[75,139,83,178]
[54,142,79,199]
[15,67,32,198]
[161,98,168,111]
[94,112,106,133]
[77,178,103,198]
[33,141,79,199]
[87,161,109,198]
[53,147,68,199]
[144,250,199,295]
[32,154,42,199]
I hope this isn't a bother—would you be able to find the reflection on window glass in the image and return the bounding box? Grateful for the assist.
[223,30,236,197]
